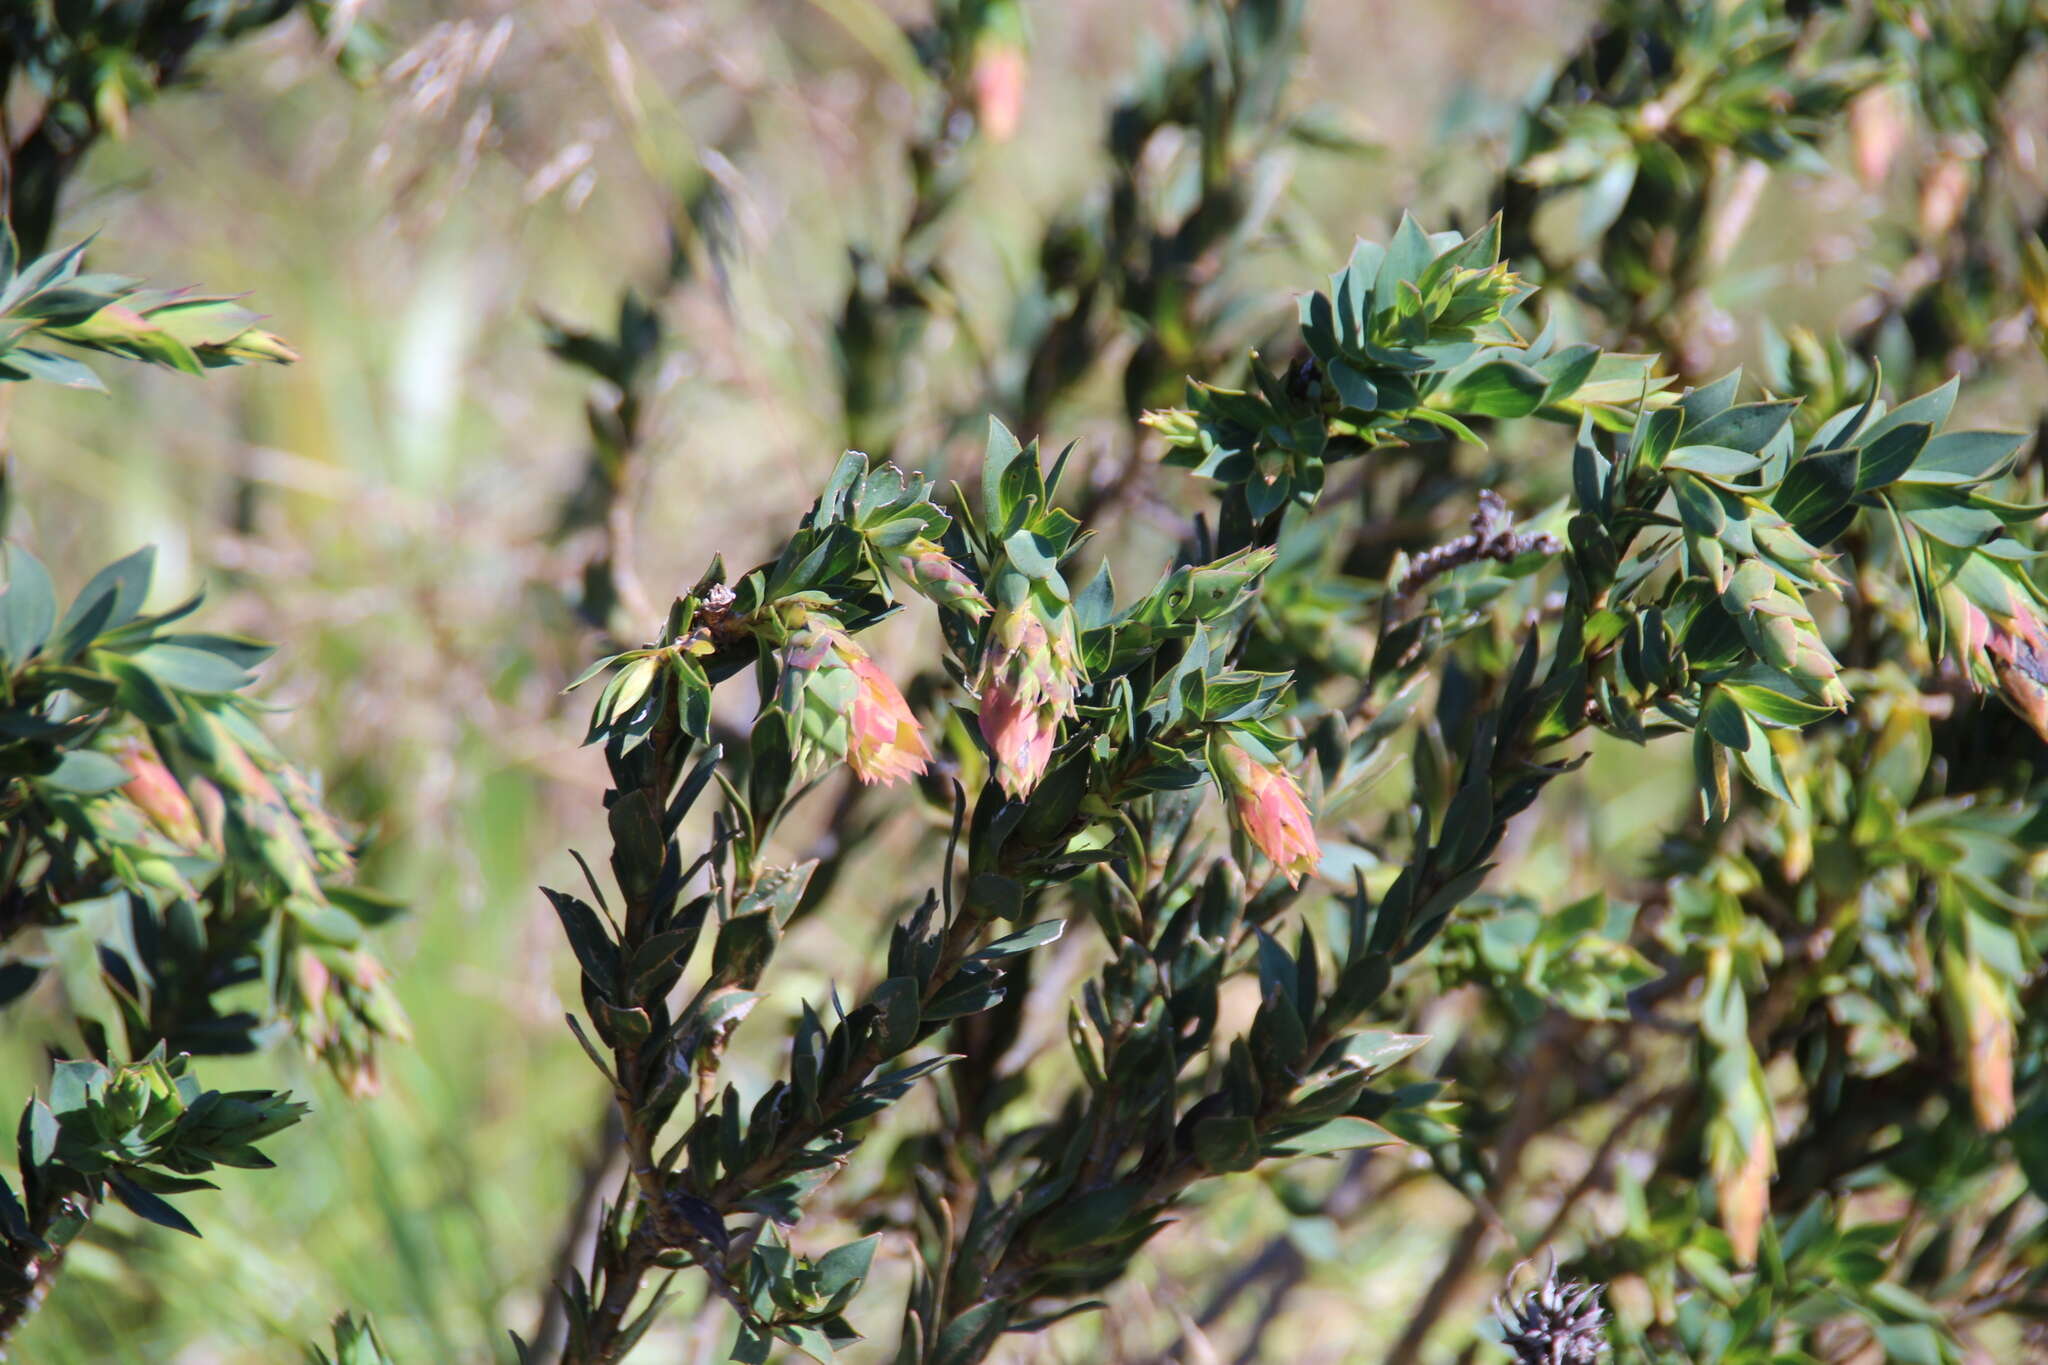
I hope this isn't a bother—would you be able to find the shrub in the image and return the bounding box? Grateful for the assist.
[532,213,2048,1363]
[11,1,2048,1361]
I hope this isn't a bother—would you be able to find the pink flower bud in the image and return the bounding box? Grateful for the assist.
[1947,582,2048,744]
[1986,600,2048,746]
[976,604,1078,798]
[115,739,204,849]
[1944,946,2016,1133]
[895,538,990,620]
[971,42,1027,142]
[834,636,932,786]
[1214,737,1321,887]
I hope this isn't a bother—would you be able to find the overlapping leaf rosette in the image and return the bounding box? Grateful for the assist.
[1143,215,1664,544]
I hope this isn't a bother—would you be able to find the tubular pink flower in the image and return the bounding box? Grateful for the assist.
[976,604,1078,798]
[836,637,932,786]
[1216,738,1321,887]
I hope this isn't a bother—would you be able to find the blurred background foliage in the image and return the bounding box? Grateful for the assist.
[5,0,2048,1361]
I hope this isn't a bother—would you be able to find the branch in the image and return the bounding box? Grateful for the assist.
[1395,491,1559,602]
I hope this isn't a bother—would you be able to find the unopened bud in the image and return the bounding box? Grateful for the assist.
[115,739,204,849]
[781,625,931,786]
[894,538,990,620]
[1211,734,1321,887]
[976,603,1080,798]
[971,41,1027,142]
[1943,946,2016,1132]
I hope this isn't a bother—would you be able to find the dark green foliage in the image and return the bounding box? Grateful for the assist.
[535,178,2048,1359]
[0,250,402,1350]
[0,0,379,256]
[18,0,2048,1359]
[0,1046,307,1339]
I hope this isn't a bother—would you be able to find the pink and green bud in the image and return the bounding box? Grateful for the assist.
[976,603,1079,799]
[1944,581,2048,744]
[1942,945,2016,1133]
[971,40,1027,142]
[838,638,931,786]
[895,538,990,620]
[1213,736,1321,887]
[276,763,356,878]
[781,625,931,786]
[114,739,205,850]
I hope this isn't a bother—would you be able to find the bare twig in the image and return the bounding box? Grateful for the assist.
[527,1109,627,1359]
[1384,1021,1574,1362]
[1396,491,1559,601]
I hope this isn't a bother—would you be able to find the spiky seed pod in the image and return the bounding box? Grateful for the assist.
[1494,1266,1607,1364]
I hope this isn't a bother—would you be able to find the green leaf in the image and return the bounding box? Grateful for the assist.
[131,643,255,695]
[1029,1182,1147,1254]
[981,416,1027,529]
[0,348,106,391]
[40,749,130,794]
[0,1171,27,1243]
[0,543,57,665]
[1773,445,1859,537]
[1334,1031,1431,1072]
[931,1302,1009,1365]
[1442,358,1548,419]
[1898,430,2025,486]
[53,546,156,659]
[1002,529,1059,580]
[1721,676,1837,728]
[731,1324,771,1364]
[1861,375,1956,446]
[1374,212,1435,301]
[868,977,921,1056]
[1663,445,1773,481]
[1534,343,1601,403]
[1680,400,1798,455]
[1192,1115,1260,1172]
[543,888,618,998]
[1853,422,1933,492]
[1670,474,1726,537]
[1678,370,1742,425]
[969,920,1064,963]
[1326,358,1378,414]
[22,1099,57,1169]
[1261,1115,1400,1158]
[1894,491,2004,548]
[1576,150,1638,241]
[106,1170,200,1236]
[159,631,272,669]
[1701,689,1752,752]
[814,1233,881,1299]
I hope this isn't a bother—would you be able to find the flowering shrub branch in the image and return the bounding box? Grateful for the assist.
[534,203,2048,1362]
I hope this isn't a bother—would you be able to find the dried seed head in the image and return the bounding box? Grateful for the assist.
[1493,1263,1607,1364]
